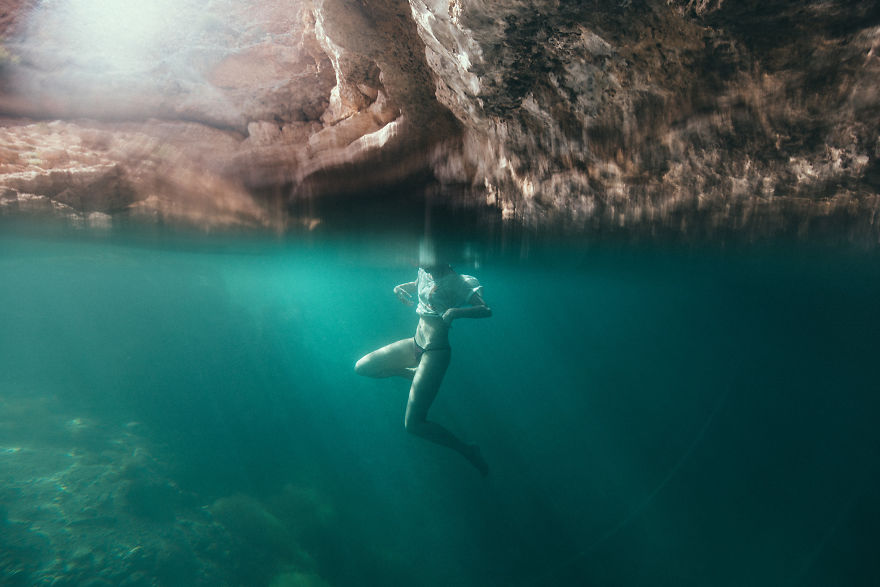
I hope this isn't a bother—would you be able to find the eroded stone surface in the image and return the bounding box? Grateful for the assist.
[1,0,878,239]
[411,0,880,238]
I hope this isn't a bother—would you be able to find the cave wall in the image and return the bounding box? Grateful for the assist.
[412,0,880,237]
[1,0,879,238]
[0,0,453,229]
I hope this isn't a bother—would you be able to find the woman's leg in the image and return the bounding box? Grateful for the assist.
[355,338,418,379]
[404,349,488,476]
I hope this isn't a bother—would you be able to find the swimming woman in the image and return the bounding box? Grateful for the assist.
[354,245,492,476]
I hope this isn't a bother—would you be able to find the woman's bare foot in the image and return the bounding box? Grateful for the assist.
[465,443,489,477]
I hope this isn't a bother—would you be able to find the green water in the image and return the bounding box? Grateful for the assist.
[1,225,878,586]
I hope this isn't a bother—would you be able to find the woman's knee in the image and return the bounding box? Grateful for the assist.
[354,355,373,376]
[404,415,422,435]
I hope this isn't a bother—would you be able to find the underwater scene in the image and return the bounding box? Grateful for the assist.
[1,222,879,587]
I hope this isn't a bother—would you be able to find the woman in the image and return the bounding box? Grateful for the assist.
[354,247,492,476]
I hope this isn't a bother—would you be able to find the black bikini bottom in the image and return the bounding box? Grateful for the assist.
[414,339,450,362]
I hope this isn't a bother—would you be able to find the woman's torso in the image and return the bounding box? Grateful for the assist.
[413,267,478,350]
[415,315,450,351]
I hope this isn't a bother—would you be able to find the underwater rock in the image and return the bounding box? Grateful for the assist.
[0,399,235,586]
[0,518,45,587]
[269,570,332,587]
[208,492,325,586]
[209,493,309,563]
[120,478,181,522]
[152,540,199,587]
[116,447,187,522]
[267,484,338,545]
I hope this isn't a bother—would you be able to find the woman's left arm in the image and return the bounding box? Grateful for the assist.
[442,292,492,324]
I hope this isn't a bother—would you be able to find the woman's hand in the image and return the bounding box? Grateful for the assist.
[394,285,415,306]
[441,308,457,326]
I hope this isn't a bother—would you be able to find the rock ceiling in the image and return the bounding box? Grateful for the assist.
[1,0,879,239]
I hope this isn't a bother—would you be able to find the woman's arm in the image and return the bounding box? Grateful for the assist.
[441,292,492,324]
[394,281,417,306]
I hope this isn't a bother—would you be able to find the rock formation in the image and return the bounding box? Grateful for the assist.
[1,0,878,239]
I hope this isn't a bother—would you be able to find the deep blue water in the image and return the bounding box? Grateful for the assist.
[1,224,879,586]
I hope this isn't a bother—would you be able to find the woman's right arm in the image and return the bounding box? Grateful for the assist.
[394,281,417,306]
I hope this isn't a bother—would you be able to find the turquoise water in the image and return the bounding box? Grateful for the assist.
[1,224,879,586]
